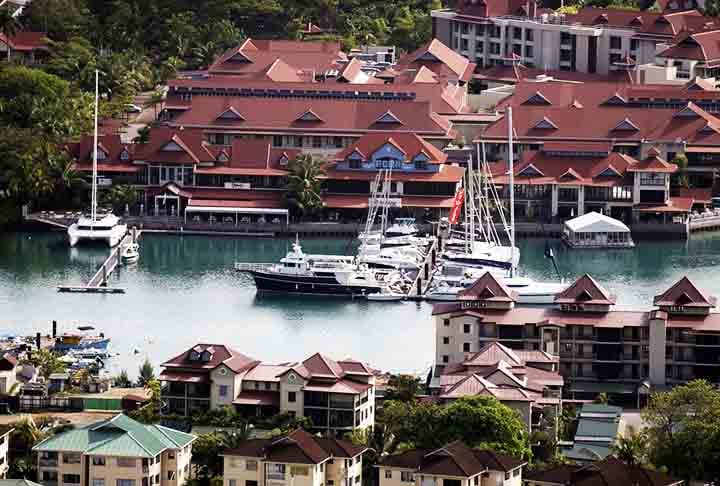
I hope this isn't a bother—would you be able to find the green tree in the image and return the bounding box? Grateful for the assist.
[612,426,647,467]
[101,184,138,214]
[219,422,254,449]
[21,348,66,380]
[134,125,151,144]
[191,432,224,481]
[0,8,20,63]
[346,423,396,485]
[384,374,422,402]
[595,392,609,404]
[643,380,720,481]
[286,154,325,220]
[706,0,720,16]
[671,154,690,189]
[137,357,155,387]
[114,369,132,387]
[144,89,166,121]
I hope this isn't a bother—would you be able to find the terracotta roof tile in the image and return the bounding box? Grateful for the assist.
[654,276,717,308]
[161,343,257,372]
[334,132,447,164]
[555,274,616,306]
[457,272,518,302]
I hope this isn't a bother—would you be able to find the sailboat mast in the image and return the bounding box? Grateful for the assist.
[507,106,515,277]
[467,143,475,251]
[91,69,99,228]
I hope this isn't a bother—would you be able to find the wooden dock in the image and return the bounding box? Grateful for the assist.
[407,239,439,300]
[57,229,141,294]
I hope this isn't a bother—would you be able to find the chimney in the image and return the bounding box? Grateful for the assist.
[36,332,41,350]
[52,320,57,338]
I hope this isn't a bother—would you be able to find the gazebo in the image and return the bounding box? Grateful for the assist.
[562,211,634,248]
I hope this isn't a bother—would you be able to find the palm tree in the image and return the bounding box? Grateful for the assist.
[286,154,325,220]
[0,8,20,63]
[612,426,647,467]
[220,422,253,449]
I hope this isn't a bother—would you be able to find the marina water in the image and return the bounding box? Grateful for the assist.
[1,230,719,377]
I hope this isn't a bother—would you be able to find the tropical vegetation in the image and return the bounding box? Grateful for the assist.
[286,154,326,220]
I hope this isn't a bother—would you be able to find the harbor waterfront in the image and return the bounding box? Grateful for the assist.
[2,230,720,376]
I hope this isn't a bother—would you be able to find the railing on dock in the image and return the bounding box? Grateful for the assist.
[407,239,438,299]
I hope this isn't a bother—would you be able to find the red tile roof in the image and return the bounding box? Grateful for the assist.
[158,371,210,383]
[135,128,217,164]
[0,31,48,51]
[566,8,713,39]
[194,138,299,176]
[654,276,717,308]
[322,194,456,209]
[161,343,258,372]
[334,132,448,164]
[526,457,682,486]
[323,165,464,184]
[626,152,677,173]
[399,39,475,82]
[225,429,364,463]
[232,390,280,407]
[636,197,695,213]
[555,274,616,306]
[462,342,524,367]
[455,0,538,19]
[658,28,720,62]
[457,272,518,302]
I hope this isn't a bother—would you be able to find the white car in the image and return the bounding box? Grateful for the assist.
[125,103,143,113]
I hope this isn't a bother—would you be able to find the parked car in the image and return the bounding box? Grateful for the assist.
[125,103,143,113]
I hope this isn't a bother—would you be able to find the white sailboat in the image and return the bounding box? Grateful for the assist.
[67,70,127,247]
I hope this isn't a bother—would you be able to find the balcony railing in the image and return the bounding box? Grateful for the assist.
[40,459,58,468]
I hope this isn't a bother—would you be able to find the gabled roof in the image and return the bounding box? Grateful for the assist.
[135,128,216,165]
[161,343,258,373]
[463,342,523,367]
[378,441,525,475]
[457,272,518,303]
[653,276,716,308]
[33,414,195,457]
[225,429,365,464]
[613,117,639,131]
[555,274,616,306]
[0,31,48,51]
[334,132,448,164]
[627,152,677,173]
[404,39,473,80]
[216,106,245,121]
[525,457,682,486]
[532,116,558,130]
[296,109,324,122]
[658,28,720,62]
[376,110,404,124]
[522,91,552,105]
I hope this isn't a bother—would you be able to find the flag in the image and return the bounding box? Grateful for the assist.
[449,188,465,224]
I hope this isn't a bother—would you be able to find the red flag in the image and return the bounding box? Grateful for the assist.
[449,188,465,224]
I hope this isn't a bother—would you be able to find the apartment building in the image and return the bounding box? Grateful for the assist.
[0,426,13,479]
[432,0,715,75]
[432,273,720,398]
[480,79,720,195]
[33,414,195,486]
[159,344,376,434]
[377,441,526,486]
[223,428,366,486]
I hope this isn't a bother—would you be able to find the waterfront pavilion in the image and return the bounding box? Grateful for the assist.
[562,211,634,248]
[184,200,289,225]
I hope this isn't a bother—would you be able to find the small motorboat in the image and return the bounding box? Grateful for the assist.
[366,291,405,302]
[121,242,140,263]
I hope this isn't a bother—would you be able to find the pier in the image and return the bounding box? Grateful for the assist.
[58,229,141,294]
[407,238,439,300]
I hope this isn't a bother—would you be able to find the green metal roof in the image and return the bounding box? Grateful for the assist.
[576,404,622,440]
[563,443,612,461]
[33,414,195,458]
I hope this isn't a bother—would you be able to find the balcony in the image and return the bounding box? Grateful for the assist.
[267,473,285,481]
[40,459,58,468]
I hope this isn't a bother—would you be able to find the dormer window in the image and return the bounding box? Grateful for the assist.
[604,93,627,106]
[96,146,107,161]
[160,141,184,152]
[613,118,639,131]
[201,350,212,362]
[595,13,608,23]
[415,160,428,170]
[533,117,558,130]
[119,148,130,161]
[217,151,229,163]
[598,165,622,177]
[375,111,403,124]
[189,351,200,361]
[523,91,551,105]
[518,164,544,177]
[279,154,289,166]
[674,105,699,118]
[699,123,717,134]
[630,16,643,26]
[226,51,252,63]
[217,107,244,121]
[297,110,323,122]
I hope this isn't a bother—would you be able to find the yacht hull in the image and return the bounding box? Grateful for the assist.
[248,271,383,296]
[68,224,127,248]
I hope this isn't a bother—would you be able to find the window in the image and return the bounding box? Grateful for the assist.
[268,464,286,480]
[93,480,105,486]
[167,472,175,481]
[93,457,106,466]
[43,472,58,482]
[219,385,228,397]
[288,391,297,403]
[610,36,622,49]
[513,27,522,40]
[355,477,360,484]
[291,466,309,476]
[442,355,449,363]
[525,45,533,58]
[229,481,237,486]
[463,324,471,333]
[610,53,622,64]
[117,458,136,468]
[246,460,258,471]
[463,343,471,352]
[63,453,81,464]
[117,481,136,486]
[443,319,450,327]
[385,470,393,479]
[461,38,468,50]
[264,382,271,390]
[526,29,533,41]
[349,159,362,169]
[168,452,175,460]
[401,472,414,482]
[63,475,81,485]
[561,32,572,44]
[442,337,450,344]
[631,39,639,51]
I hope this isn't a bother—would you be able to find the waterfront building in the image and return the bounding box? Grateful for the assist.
[0,426,13,479]
[323,132,465,218]
[431,1,715,76]
[0,32,48,64]
[560,404,622,463]
[68,134,143,188]
[525,457,683,486]
[487,142,682,223]
[433,273,720,398]
[159,344,376,434]
[377,441,526,486]
[562,212,634,249]
[0,355,18,395]
[223,428,366,486]
[480,79,719,203]
[33,414,195,486]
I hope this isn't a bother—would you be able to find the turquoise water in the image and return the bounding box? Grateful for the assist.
[0,230,718,376]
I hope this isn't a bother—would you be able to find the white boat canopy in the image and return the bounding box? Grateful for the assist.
[184,200,289,224]
[564,211,630,234]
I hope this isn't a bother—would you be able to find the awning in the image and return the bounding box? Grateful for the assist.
[158,372,209,383]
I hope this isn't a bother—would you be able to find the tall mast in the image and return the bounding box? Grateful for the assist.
[91,69,99,228]
[507,106,515,277]
[467,142,475,252]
